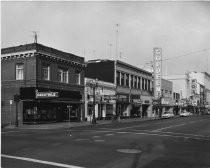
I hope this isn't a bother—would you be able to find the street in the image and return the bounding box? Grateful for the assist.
[2,115,210,168]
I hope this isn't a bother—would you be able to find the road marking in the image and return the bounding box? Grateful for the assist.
[105,133,114,136]
[117,132,128,134]
[155,131,210,138]
[132,132,210,141]
[153,123,186,131]
[2,154,85,168]
[153,119,208,132]
[94,139,105,142]
[92,136,100,138]
[1,131,20,134]
[74,138,88,141]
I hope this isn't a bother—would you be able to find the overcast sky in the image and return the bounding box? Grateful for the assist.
[1,1,210,76]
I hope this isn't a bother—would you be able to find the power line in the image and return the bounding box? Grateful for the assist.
[139,47,210,67]
[162,48,210,61]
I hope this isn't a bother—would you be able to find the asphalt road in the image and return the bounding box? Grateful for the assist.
[2,115,210,168]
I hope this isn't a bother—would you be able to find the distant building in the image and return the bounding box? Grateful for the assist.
[85,59,153,118]
[165,71,210,113]
[1,43,85,126]
[152,79,174,116]
[189,71,210,113]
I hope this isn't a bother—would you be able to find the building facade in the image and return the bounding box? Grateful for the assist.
[189,71,210,113]
[1,43,85,125]
[152,79,174,116]
[85,59,154,118]
[85,78,116,121]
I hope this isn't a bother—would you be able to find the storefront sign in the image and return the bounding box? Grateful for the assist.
[153,47,162,98]
[36,91,59,98]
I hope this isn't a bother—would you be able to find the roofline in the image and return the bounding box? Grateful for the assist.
[86,59,152,75]
[1,43,84,62]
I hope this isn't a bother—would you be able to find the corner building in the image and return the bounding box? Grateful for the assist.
[85,59,154,118]
[1,43,85,125]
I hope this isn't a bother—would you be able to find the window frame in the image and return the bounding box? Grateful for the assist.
[58,68,69,83]
[42,64,50,81]
[16,63,24,80]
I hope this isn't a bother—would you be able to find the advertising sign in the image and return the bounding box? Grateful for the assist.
[191,79,197,95]
[36,90,59,98]
[153,47,162,98]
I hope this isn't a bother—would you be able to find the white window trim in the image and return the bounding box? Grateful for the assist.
[16,64,24,80]
[42,65,50,81]
[58,68,69,83]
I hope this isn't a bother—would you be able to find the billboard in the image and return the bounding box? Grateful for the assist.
[153,47,162,99]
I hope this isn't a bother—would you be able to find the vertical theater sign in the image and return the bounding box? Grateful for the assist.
[153,47,162,99]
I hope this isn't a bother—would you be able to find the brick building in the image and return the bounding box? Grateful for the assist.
[1,43,85,125]
[85,59,154,118]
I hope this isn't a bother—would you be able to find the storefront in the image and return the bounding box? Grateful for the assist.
[20,87,83,123]
[116,94,130,117]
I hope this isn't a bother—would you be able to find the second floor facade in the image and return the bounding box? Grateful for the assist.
[1,43,86,91]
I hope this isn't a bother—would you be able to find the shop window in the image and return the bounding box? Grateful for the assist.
[58,68,69,83]
[42,64,50,80]
[16,63,24,80]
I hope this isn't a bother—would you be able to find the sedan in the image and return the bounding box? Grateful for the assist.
[180,111,191,117]
[162,112,175,119]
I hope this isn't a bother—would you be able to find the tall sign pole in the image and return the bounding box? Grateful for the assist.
[153,48,162,117]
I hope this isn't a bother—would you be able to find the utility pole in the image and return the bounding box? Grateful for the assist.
[115,24,119,60]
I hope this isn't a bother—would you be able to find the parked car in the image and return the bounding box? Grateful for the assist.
[180,111,192,117]
[162,112,174,119]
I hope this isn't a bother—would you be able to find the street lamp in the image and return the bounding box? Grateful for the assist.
[88,78,98,124]
[67,105,72,136]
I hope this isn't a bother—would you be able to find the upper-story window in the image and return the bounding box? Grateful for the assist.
[148,80,151,91]
[16,63,24,80]
[121,73,125,86]
[138,77,141,89]
[75,70,81,85]
[58,68,69,83]
[130,75,133,88]
[134,76,137,88]
[145,79,148,90]
[42,64,50,80]
[116,71,120,85]
[125,74,129,87]
[142,78,145,90]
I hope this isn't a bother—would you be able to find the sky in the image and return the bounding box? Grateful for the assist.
[1,1,210,76]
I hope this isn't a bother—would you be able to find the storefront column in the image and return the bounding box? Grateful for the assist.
[95,104,98,118]
[147,105,153,117]
[102,104,106,119]
[127,104,132,117]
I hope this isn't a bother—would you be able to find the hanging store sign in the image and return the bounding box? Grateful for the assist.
[191,79,197,95]
[36,90,59,98]
[153,47,162,99]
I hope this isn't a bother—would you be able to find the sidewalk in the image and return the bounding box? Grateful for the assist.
[2,117,161,130]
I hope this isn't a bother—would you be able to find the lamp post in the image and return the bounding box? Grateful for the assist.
[88,78,98,124]
[14,94,20,127]
[67,105,72,136]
